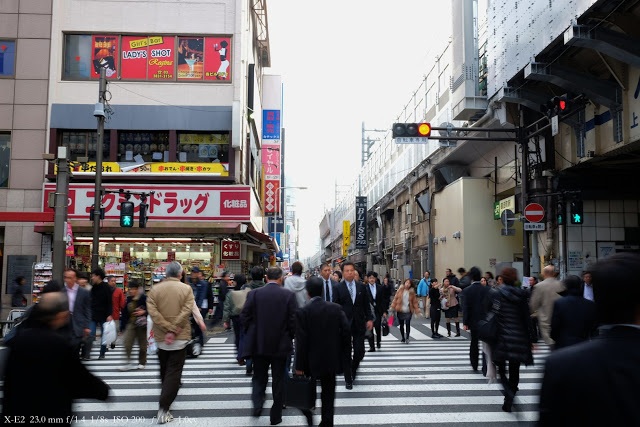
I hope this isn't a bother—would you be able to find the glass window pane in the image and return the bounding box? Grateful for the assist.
[118,131,167,163]
[0,133,10,187]
[87,131,110,162]
[64,35,93,79]
[0,41,17,77]
[177,133,229,164]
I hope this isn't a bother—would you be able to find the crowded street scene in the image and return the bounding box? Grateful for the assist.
[1,0,640,425]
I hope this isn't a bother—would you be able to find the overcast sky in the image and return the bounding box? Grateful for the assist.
[266,0,452,258]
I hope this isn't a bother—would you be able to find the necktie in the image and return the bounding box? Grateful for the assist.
[325,280,330,301]
[349,282,355,303]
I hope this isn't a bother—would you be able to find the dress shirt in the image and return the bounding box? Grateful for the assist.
[347,280,356,304]
[583,283,594,301]
[65,283,79,313]
[323,278,333,302]
[369,283,377,300]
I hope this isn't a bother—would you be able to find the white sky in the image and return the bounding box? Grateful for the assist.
[266,0,452,258]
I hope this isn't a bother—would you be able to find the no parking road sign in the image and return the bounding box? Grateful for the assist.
[524,203,545,223]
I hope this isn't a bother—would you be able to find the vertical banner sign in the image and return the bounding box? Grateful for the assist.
[177,37,204,80]
[262,145,281,179]
[148,37,174,80]
[355,196,367,249]
[91,35,118,79]
[342,221,350,258]
[65,222,75,256]
[121,36,148,79]
[204,37,232,81]
[263,110,281,140]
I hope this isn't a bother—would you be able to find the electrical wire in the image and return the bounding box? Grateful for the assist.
[555,148,577,166]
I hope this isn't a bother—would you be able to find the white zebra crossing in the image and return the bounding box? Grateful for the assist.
[71,334,548,426]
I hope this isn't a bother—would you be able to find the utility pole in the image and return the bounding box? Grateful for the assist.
[92,67,107,271]
[52,147,70,281]
[520,115,531,277]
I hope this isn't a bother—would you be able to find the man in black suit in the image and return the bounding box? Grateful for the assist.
[334,261,373,389]
[365,271,387,352]
[240,267,297,426]
[63,269,92,358]
[319,262,338,303]
[539,253,640,426]
[295,277,351,427]
[550,275,596,350]
[461,267,490,373]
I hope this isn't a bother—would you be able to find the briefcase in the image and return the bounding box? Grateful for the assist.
[382,322,390,336]
[285,375,316,410]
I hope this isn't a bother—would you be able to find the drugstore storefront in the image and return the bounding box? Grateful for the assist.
[36,183,272,292]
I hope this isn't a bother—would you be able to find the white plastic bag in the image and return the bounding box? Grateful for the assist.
[101,320,117,346]
[147,315,157,355]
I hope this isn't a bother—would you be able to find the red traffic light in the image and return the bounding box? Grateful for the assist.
[559,99,566,110]
[418,123,431,136]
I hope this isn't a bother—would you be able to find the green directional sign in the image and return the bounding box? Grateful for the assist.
[494,201,500,220]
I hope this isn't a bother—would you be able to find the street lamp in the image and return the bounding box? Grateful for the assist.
[273,186,307,260]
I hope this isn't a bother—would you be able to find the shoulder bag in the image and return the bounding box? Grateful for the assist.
[477,296,501,346]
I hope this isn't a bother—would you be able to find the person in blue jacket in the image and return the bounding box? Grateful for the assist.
[417,271,431,318]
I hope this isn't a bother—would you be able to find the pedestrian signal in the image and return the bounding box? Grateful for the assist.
[120,201,134,227]
[139,203,148,228]
[569,201,583,225]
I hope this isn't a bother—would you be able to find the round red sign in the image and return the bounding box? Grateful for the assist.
[524,203,545,223]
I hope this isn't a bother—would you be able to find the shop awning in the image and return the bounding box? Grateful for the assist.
[247,225,279,253]
[33,220,244,236]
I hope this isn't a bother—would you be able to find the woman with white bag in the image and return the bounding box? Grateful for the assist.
[119,281,148,371]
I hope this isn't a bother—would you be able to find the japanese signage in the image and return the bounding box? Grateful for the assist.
[263,110,281,139]
[44,184,251,222]
[343,221,350,257]
[261,146,281,178]
[203,37,232,81]
[68,34,232,82]
[91,35,118,79]
[355,196,367,249]
[66,222,75,256]
[629,67,640,143]
[498,195,516,216]
[264,180,280,214]
[221,241,240,260]
[148,37,175,80]
[66,162,228,176]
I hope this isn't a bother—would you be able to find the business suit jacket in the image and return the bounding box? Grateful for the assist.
[295,297,351,377]
[334,280,374,334]
[462,282,491,329]
[366,283,388,321]
[539,326,640,426]
[240,282,298,358]
[550,295,596,349]
[68,286,91,338]
[320,277,339,303]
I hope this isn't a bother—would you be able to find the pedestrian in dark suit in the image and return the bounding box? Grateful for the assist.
[240,267,297,425]
[63,269,91,358]
[365,271,387,351]
[462,267,491,373]
[319,263,339,302]
[295,277,351,427]
[333,261,374,389]
[1,292,109,426]
[539,253,640,426]
[550,275,596,350]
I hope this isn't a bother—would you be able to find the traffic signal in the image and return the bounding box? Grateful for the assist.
[89,205,105,221]
[541,95,569,117]
[139,202,148,228]
[392,123,431,138]
[569,201,583,225]
[120,201,134,227]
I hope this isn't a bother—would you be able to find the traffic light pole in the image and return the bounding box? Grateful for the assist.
[91,68,107,271]
[52,148,70,282]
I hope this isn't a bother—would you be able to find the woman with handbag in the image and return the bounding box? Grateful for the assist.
[428,278,443,338]
[390,279,420,343]
[119,281,148,371]
[491,267,534,412]
[440,278,463,337]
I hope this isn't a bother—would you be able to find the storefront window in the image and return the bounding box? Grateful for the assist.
[177,133,229,164]
[118,131,169,163]
[64,35,93,79]
[0,133,10,187]
[60,131,110,162]
[0,41,16,77]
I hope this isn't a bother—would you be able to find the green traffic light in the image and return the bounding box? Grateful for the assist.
[121,216,132,227]
[572,214,582,224]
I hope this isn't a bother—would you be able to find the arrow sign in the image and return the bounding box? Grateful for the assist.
[524,203,545,223]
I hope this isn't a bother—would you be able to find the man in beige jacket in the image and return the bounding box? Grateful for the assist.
[530,265,565,345]
[147,261,195,424]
